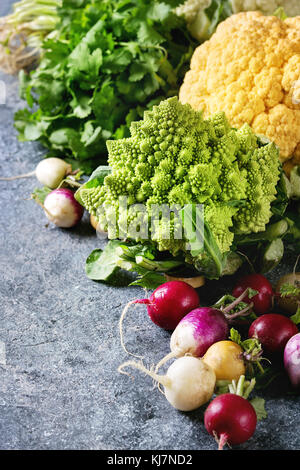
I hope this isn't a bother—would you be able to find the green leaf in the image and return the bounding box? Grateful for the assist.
[273,6,288,20]
[32,186,52,205]
[260,238,284,274]
[181,204,226,279]
[229,328,242,345]
[71,94,92,119]
[291,306,300,325]
[148,3,172,22]
[250,397,267,421]
[85,240,122,281]
[290,166,300,200]
[137,22,164,46]
[279,283,300,298]
[129,271,165,289]
[75,165,111,205]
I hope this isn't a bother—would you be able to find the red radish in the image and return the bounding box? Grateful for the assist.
[138,281,200,330]
[233,273,274,314]
[249,313,298,355]
[119,281,200,355]
[204,393,257,450]
[284,333,300,388]
[43,188,84,228]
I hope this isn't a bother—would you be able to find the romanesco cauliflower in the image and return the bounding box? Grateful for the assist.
[77,97,280,277]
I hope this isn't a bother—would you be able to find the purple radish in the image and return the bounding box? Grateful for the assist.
[155,307,229,371]
[155,289,254,372]
[284,332,300,389]
[43,188,84,228]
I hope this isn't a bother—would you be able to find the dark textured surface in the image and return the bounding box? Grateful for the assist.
[0,0,300,451]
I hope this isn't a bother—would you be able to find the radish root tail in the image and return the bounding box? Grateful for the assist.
[118,360,171,388]
[119,300,144,359]
[0,170,35,181]
[154,350,178,374]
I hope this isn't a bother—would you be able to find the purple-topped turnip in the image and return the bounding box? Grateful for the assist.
[284,333,300,389]
[43,188,84,228]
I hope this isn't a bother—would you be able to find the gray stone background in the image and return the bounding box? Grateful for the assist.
[0,0,299,451]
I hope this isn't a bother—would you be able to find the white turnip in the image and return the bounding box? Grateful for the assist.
[118,356,216,412]
[0,157,72,189]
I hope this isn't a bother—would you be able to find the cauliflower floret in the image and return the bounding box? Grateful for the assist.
[230,0,300,17]
[175,0,212,23]
[179,11,300,163]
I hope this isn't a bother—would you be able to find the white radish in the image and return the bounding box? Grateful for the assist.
[35,158,72,188]
[43,188,84,228]
[118,356,216,412]
[0,157,72,189]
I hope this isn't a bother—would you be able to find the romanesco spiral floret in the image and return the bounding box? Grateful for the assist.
[188,163,220,202]
[204,203,238,253]
[233,142,280,233]
[77,97,281,274]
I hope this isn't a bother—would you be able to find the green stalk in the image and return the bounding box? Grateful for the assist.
[135,255,183,273]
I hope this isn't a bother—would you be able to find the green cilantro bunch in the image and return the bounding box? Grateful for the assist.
[15,0,195,173]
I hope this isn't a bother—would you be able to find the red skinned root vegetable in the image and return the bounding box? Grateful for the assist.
[249,313,298,355]
[118,356,216,412]
[154,289,254,372]
[204,375,257,450]
[204,393,257,450]
[119,281,200,356]
[233,273,274,314]
[284,333,300,388]
[43,188,84,228]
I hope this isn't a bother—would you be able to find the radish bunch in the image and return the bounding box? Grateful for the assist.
[118,266,300,450]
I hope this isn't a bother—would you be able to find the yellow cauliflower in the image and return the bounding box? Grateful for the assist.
[179,11,300,164]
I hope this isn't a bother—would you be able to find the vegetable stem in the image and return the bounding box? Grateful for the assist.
[218,433,228,451]
[222,288,250,314]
